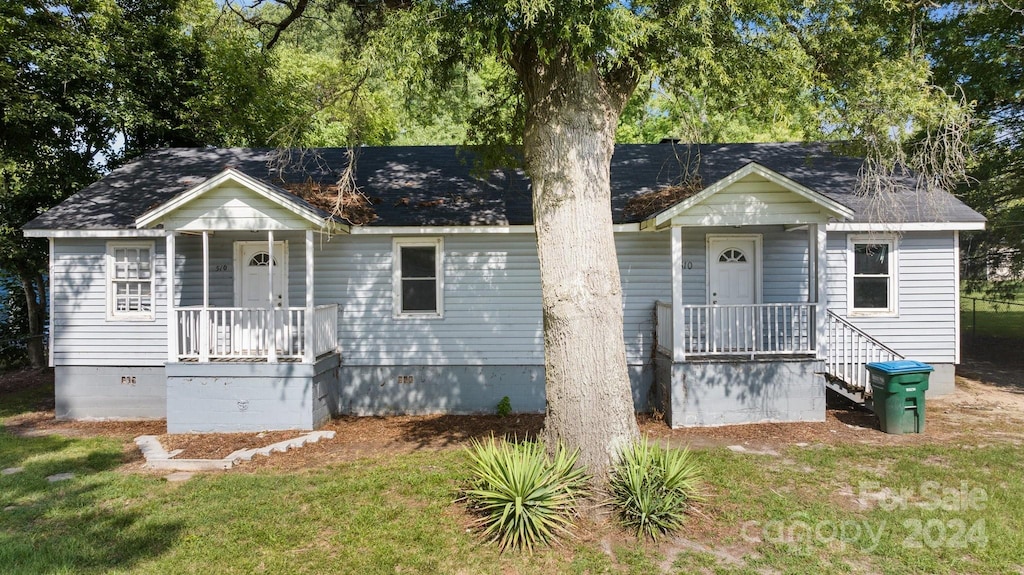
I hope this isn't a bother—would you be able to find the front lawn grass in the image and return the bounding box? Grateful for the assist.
[961,283,1024,339]
[2,386,1023,573]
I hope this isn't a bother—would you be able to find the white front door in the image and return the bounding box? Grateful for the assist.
[707,236,759,351]
[236,242,288,309]
[234,242,288,355]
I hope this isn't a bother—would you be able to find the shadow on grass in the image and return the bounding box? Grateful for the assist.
[830,407,880,431]
[0,431,183,573]
[0,380,55,420]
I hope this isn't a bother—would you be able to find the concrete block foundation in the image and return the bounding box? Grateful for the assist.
[55,366,167,420]
[654,355,825,428]
[165,354,340,433]
[332,363,655,416]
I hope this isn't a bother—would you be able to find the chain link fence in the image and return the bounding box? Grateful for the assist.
[960,295,1024,365]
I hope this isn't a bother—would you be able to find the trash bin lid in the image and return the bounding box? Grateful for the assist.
[866,360,934,375]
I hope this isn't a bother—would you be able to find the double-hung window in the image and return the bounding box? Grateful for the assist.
[393,238,443,317]
[848,235,897,316]
[107,242,155,320]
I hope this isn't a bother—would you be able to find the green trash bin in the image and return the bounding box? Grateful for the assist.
[866,360,933,434]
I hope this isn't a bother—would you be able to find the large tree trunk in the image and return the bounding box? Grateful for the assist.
[519,50,640,481]
[21,273,45,369]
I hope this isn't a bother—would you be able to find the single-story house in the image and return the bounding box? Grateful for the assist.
[23,143,985,432]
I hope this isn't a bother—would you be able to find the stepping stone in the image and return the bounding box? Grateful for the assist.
[1,467,24,475]
[164,472,194,483]
[46,472,75,482]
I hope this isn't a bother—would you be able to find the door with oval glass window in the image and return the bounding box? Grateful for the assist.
[234,242,288,355]
[707,236,759,352]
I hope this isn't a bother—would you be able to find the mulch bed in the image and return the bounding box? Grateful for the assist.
[158,430,310,459]
[4,410,166,439]
[4,364,1022,470]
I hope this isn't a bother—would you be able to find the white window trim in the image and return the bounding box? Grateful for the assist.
[847,234,899,317]
[106,241,156,321]
[393,237,444,319]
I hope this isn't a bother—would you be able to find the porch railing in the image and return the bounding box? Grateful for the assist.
[175,304,339,362]
[654,302,816,359]
[825,311,903,391]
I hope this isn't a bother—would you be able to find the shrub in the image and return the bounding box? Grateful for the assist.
[496,396,512,417]
[463,437,589,551]
[608,437,702,539]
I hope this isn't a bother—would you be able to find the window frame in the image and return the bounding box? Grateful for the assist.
[106,241,156,321]
[846,234,899,317]
[392,237,444,319]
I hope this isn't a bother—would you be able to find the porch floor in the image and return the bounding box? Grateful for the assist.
[176,351,338,364]
[178,357,304,363]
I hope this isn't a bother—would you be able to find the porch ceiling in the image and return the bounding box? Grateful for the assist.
[646,162,855,229]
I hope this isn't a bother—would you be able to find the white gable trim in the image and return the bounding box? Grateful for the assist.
[645,162,855,229]
[134,168,333,231]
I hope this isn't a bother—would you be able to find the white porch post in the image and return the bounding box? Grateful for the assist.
[267,230,278,363]
[166,232,177,362]
[304,229,315,363]
[671,226,685,362]
[199,231,210,362]
[811,223,828,359]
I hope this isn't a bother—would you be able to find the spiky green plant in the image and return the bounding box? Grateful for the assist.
[463,437,589,551]
[608,437,702,539]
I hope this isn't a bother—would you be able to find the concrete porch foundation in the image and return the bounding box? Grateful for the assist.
[654,355,825,428]
[165,354,340,433]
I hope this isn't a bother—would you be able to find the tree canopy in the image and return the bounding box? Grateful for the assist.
[235,0,973,477]
[0,0,296,366]
[930,0,1023,285]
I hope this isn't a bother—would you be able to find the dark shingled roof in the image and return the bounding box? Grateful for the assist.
[24,143,985,230]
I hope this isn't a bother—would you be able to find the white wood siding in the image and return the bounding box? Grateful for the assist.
[160,184,312,231]
[670,174,829,227]
[679,226,810,305]
[320,232,671,366]
[51,239,168,366]
[826,231,957,363]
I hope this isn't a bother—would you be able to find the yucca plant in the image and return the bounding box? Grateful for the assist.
[463,437,589,551]
[608,437,702,539]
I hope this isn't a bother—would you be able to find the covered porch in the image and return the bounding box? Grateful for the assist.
[136,168,342,365]
[641,163,854,427]
[134,168,345,432]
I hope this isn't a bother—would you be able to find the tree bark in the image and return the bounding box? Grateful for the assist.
[21,273,45,369]
[519,48,640,482]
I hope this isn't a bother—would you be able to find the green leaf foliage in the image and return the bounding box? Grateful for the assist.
[463,437,589,551]
[930,1,1023,281]
[608,437,702,540]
